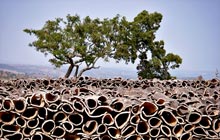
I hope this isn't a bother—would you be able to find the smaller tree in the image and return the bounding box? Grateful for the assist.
[24,15,112,78]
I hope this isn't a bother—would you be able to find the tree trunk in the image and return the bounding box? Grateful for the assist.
[65,64,74,78]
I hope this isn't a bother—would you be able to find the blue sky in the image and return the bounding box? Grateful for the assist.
[0,0,220,72]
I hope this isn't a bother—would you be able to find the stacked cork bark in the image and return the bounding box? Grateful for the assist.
[0,77,220,140]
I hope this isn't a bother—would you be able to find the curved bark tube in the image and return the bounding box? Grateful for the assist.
[125,135,142,140]
[213,119,220,133]
[72,100,85,113]
[82,120,98,135]
[160,125,171,137]
[130,115,140,126]
[159,109,177,127]
[96,124,107,135]
[115,111,130,129]
[44,92,60,104]
[31,133,43,140]
[16,117,26,128]
[61,102,74,114]
[107,127,121,139]
[121,125,136,137]
[2,98,14,111]
[172,124,184,137]
[0,111,16,125]
[101,135,111,140]
[53,111,67,123]
[62,121,74,133]
[22,107,38,120]
[184,123,195,133]
[180,132,192,140]
[51,126,66,138]
[199,115,211,129]
[27,118,39,129]
[30,93,45,107]
[89,106,113,118]
[140,101,158,120]
[149,128,160,138]
[102,113,114,126]
[38,107,48,119]
[41,119,55,134]
[4,132,23,140]
[176,104,189,116]
[136,121,149,135]
[13,97,26,113]
[68,113,83,126]
[110,101,124,112]
[186,111,202,124]
[22,127,35,137]
[193,126,207,137]
[85,97,98,110]
[148,116,162,128]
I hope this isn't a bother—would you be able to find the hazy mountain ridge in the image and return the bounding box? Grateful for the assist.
[0,63,217,80]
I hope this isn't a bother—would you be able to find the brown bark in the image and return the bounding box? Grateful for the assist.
[64,64,74,78]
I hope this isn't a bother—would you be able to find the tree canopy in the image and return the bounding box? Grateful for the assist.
[24,10,182,79]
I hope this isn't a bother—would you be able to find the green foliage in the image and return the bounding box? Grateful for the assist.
[24,10,182,79]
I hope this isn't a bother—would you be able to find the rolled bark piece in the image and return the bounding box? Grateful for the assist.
[159,109,177,127]
[30,93,45,107]
[86,97,98,110]
[184,123,195,133]
[44,92,60,104]
[160,125,171,137]
[68,113,83,126]
[13,97,26,113]
[62,121,74,133]
[51,126,66,138]
[27,118,39,129]
[73,100,85,113]
[41,119,55,134]
[101,135,111,140]
[102,113,114,126]
[125,134,142,140]
[96,124,107,135]
[89,106,113,118]
[64,134,81,140]
[4,132,23,140]
[180,132,192,140]
[212,119,220,133]
[199,115,211,129]
[22,127,35,137]
[177,104,189,116]
[110,101,124,112]
[148,117,162,128]
[140,101,158,120]
[31,133,43,140]
[2,98,14,111]
[149,128,160,138]
[172,124,184,137]
[121,125,136,137]
[38,107,48,119]
[22,107,38,120]
[107,126,121,139]
[136,121,149,135]
[193,126,207,137]
[1,124,20,134]
[186,111,201,124]
[130,114,140,126]
[0,111,15,125]
[82,120,98,135]
[61,102,74,114]
[115,111,130,129]
[53,111,67,123]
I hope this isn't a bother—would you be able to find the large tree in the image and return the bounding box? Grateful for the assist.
[24,10,182,79]
[109,10,182,79]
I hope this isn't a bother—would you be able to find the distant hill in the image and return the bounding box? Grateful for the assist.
[0,63,217,80]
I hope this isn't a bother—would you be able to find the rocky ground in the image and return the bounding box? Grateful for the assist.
[0,77,220,140]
